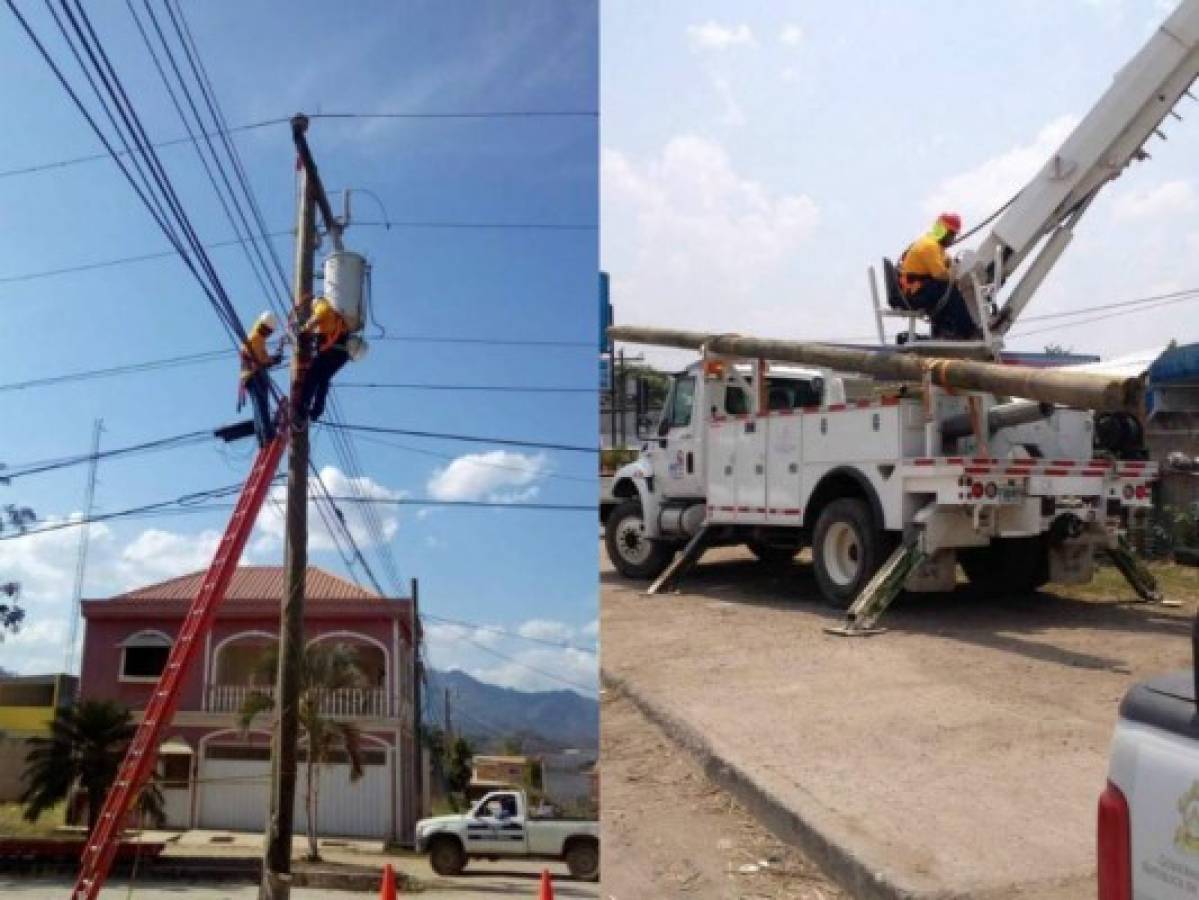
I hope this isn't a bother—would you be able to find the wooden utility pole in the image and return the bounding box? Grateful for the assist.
[261,113,340,900]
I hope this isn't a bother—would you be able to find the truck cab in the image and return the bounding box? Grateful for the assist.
[414,789,600,881]
[605,359,843,580]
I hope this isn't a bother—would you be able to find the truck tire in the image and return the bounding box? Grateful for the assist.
[747,540,800,566]
[960,537,1049,596]
[812,498,889,609]
[428,835,466,877]
[564,836,600,881]
[605,499,674,580]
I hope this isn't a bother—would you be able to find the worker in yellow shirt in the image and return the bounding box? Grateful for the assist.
[897,212,979,339]
[299,296,350,422]
[238,311,282,446]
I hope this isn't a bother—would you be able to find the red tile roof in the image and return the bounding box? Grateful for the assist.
[114,566,386,603]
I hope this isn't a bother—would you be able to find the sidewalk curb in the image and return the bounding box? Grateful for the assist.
[602,669,956,900]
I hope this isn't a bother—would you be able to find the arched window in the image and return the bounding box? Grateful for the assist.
[120,630,172,681]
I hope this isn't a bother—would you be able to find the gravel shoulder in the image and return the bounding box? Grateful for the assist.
[600,545,1197,898]
[601,688,844,899]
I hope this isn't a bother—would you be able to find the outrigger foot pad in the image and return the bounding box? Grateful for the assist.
[646,525,712,596]
[825,539,927,637]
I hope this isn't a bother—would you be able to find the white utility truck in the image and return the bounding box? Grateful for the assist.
[604,0,1198,631]
[414,790,600,881]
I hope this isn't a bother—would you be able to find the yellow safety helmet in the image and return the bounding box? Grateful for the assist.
[253,311,278,333]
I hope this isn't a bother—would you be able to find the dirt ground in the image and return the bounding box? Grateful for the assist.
[600,544,1197,899]
[601,689,844,899]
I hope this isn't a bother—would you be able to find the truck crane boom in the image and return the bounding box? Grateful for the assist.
[959,0,1199,336]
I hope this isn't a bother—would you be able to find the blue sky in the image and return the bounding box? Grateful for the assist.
[603,0,1198,367]
[0,0,599,694]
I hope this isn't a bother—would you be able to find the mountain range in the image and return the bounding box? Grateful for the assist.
[425,668,598,753]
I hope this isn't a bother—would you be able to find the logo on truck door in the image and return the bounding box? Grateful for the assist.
[668,450,685,479]
[1177,781,1199,854]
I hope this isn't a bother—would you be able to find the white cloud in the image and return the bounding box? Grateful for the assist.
[923,115,1079,226]
[1111,179,1196,221]
[256,465,404,552]
[711,73,745,127]
[517,619,577,644]
[426,451,549,503]
[118,529,222,584]
[686,21,755,51]
[779,24,804,46]
[424,617,598,695]
[602,135,819,339]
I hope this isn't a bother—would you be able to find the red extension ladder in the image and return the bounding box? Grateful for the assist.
[71,425,290,899]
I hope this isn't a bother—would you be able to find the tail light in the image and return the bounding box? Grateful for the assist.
[970,482,985,499]
[1134,485,1147,500]
[1098,780,1131,900]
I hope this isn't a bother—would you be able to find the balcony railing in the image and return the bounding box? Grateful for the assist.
[206,684,389,717]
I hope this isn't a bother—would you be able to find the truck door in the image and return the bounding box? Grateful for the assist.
[468,792,527,856]
[766,378,816,524]
[649,374,703,499]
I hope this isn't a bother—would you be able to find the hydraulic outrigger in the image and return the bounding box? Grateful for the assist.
[70,419,289,900]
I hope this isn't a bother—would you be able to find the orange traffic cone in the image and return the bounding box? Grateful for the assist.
[538,868,554,900]
[379,862,397,899]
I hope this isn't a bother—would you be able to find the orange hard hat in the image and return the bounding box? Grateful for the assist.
[936,212,962,233]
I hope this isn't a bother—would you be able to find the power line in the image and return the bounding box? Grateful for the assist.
[421,612,597,655]
[349,433,595,486]
[351,220,594,232]
[451,634,597,696]
[324,497,594,512]
[309,111,597,120]
[337,381,595,393]
[1,488,590,541]
[325,422,598,454]
[0,350,230,393]
[1011,291,1199,339]
[0,117,286,181]
[0,109,595,182]
[2,429,210,480]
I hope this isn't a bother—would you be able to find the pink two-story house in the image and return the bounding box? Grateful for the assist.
[80,566,422,842]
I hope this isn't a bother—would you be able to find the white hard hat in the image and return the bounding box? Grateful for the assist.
[347,335,370,362]
[255,311,279,332]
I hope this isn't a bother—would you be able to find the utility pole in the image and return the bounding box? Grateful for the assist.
[261,113,341,900]
[65,418,102,674]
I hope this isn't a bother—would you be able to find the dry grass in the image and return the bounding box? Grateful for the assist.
[1065,560,1199,604]
[0,800,66,837]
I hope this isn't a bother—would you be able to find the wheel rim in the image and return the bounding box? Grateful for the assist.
[823,521,861,587]
[615,513,652,566]
[571,845,598,874]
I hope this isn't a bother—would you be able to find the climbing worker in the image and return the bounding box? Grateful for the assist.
[238,311,282,447]
[896,212,980,340]
[299,296,350,422]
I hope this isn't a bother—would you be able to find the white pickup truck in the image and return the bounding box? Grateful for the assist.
[415,789,600,881]
[1102,654,1199,900]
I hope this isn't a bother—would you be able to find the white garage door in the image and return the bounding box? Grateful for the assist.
[197,744,391,837]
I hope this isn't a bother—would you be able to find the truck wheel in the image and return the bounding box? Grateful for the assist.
[747,540,800,565]
[428,836,466,877]
[564,837,600,881]
[812,498,887,609]
[960,537,1049,596]
[605,499,674,580]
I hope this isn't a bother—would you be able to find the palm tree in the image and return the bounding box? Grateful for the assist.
[239,642,366,861]
[21,699,164,834]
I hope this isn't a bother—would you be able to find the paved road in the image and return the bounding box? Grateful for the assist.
[0,861,600,898]
[602,544,1194,899]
